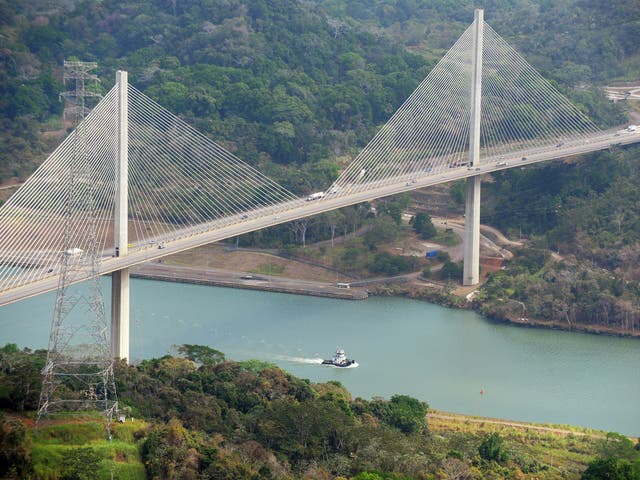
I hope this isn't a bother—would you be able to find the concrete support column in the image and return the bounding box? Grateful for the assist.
[111,269,129,360]
[463,177,481,285]
[463,9,483,286]
[111,70,130,362]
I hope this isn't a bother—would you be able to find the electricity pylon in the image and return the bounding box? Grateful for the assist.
[37,61,118,436]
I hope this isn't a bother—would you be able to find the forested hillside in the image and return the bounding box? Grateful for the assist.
[2,344,640,479]
[0,0,432,187]
[315,0,640,84]
[1,0,638,184]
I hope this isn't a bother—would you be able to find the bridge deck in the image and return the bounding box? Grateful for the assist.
[1,128,639,306]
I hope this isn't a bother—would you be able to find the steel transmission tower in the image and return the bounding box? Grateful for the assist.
[60,61,102,122]
[37,61,118,434]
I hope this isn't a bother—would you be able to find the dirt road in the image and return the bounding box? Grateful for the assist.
[432,216,516,260]
[428,411,637,441]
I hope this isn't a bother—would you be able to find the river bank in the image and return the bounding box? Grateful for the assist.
[427,410,639,442]
[490,312,640,338]
[132,258,640,339]
[369,282,640,339]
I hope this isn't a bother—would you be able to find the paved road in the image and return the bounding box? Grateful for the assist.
[131,262,368,300]
[431,216,513,261]
[2,128,639,306]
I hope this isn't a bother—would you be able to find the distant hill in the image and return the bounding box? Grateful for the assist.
[1,0,638,183]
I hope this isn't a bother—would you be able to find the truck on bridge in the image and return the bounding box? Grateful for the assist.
[306,191,325,201]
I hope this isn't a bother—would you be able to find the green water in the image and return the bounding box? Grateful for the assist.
[1,277,638,435]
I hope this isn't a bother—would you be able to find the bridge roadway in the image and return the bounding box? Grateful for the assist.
[1,127,639,307]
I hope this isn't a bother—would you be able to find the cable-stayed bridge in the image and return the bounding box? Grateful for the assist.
[1,11,639,359]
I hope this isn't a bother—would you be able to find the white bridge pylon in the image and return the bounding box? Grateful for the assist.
[1,11,640,359]
[320,9,630,284]
[326,11,602,194]
[0,77,299,295]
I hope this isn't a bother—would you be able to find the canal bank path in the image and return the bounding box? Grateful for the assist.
[131,261,369,300]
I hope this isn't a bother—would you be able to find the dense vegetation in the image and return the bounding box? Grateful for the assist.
[2,343,640,479]
[1,0,637,184]
[478,146,640,333]
[0,0,434,188]
[316,0,640,86]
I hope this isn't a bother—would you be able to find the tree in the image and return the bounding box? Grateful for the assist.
[449,181,466,205]
[364,217,400,250]
[324,210,344,247]
[387,394,428,434]
[370,252,418,276]
[412,212,437,239]
[581,457,640,480]
[175,344,225,366]
[61,448,102,480]
[478,433,509,463]
[352,473,384,480]
[422,266,432,279]
[441,457,471,480]
[596,433,640,462]
[0,344,45,412]
[440,261,463,282]
[0,415,31,478]
[256,398,354,463]
[343,204,369,238]
[142,419,201,480]
[289,218,312,247]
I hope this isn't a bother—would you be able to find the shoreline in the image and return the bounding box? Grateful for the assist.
[131,261,640,339]
[366,283,640,339]
[489,313,640,338]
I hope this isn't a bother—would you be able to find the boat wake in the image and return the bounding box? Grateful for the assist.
[270,354,324,365]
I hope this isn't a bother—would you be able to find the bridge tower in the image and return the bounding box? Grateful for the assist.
[463,9,484,286]
[111,71,130,362]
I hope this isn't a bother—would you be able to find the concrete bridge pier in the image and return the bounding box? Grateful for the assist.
[111,70,130,362]
[463,177,481,285]
[111,269,129,361]
[463,9,483,286]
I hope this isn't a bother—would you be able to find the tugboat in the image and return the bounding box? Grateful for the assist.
[322,349,358,368]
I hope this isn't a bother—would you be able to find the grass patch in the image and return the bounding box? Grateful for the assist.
[251,262,285,275]
[433,227,460,246]
[33,420,107,444]
[102,461,146,479]
[111,419,148,443]
[29,417,147,480]
[32,443,145,480]
[41,117,64,131]
[427,410,609,478]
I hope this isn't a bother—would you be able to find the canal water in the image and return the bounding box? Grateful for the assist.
[1,278,638,436]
